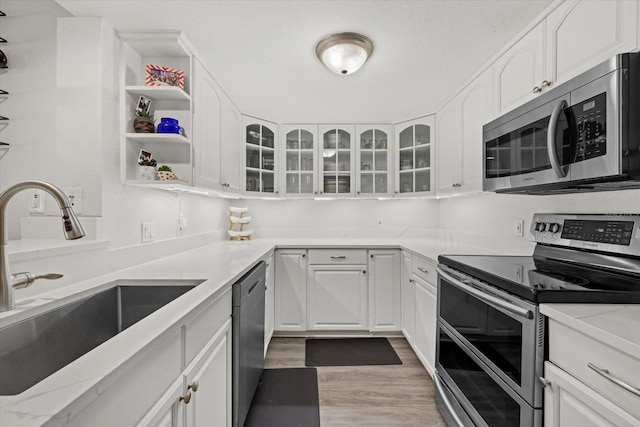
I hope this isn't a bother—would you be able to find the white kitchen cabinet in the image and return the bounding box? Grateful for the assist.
[119,31,193,187]
[494,21,547,115]
[192,58,222,189]
[307,264,368,330]
[546,0,638,88]
[220,98,242,193]
[264,251,275,354]
[318,125,356,197]
[279,124,318,197]
[184,320,232,427]
[543,362,640,427]
[437,67,493,196]
[274,249,308,331]
[395,116,435,196]
[243,116,278,195]
[401,251,415,343]
[413,274,437,377]
[356,125,393,197]
[137,377,185,427]
[368,249,401,332]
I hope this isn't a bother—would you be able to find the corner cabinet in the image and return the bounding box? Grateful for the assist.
[356,125,393,197]
[395,116,435,196]
[279,125,318,197]
[119,31,193,187]
[243,116,278,195]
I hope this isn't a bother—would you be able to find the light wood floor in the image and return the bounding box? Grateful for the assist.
[264,337,447,427]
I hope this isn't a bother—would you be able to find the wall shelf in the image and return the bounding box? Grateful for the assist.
[126,133,190,145]
[125,85,190,102]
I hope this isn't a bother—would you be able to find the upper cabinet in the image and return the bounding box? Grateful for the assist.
[437,67,494,196]
[495,0,638,116]
[395,116,435,196]
[243,116,278,195]
[546,0,638,85]
[356,125,393,197]
[319,125,356,197]
[119,31,193,187]
[280,125,318,197]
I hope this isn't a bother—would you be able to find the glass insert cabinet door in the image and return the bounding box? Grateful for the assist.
[244,118,277,194]
[319,125,355,196]
[281,125,317,196]
[396,116,434,194]
[356,125,392,196]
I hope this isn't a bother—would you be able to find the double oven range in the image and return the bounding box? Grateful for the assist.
[434,213,640,427]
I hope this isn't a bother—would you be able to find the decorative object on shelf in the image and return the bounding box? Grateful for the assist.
[0,49,7,68]
[315,32,373,75]
[228,207,253,241]
[156,164,187,182]
[136,149,157,180]
[145,64,184,89]
[157,117,181,134]
[133,96,155,133]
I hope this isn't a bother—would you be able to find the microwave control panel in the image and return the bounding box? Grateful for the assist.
[572,92,607,162]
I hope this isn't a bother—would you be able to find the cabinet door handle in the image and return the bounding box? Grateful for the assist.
[538,377,552,388]
[302,253,306,258]
[188,381,199,392]
[370,254,374,259]
[417,267,429,274]
[533,86,542,94]
[541,80,552,89]
[588,363,640,397]
[330,256,347,260]
[362,270,367,274]
[180,391,192,404]
[409,279,414,283]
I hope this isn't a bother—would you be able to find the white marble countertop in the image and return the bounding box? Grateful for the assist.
[10,234,630,426]
[540,304,640,360]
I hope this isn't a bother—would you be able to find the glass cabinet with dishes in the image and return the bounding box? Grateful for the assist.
[319,125,355,196]
[280,125,318,196]
[244,116,277,194]
[356,125,393,196]
[395,116,435,195]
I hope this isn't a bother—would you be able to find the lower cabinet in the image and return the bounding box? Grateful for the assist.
[307,264,368,330]
[368,249,401,332]
[401,251,415,341]
[274,249,307,331]
[264,251,275,354]
[413,274,437,376]
[543,362,639,427]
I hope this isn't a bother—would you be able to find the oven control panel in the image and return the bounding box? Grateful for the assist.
[531,214,640,255]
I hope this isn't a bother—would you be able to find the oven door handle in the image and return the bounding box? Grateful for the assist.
[433,372,466,427]
[547,99,568,178]
[437,267,534,320]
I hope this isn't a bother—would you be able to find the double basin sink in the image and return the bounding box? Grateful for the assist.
[0,280,201,396]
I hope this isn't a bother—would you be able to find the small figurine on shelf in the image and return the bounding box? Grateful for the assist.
[228,207,253,241]
[137,149,157,180]
[156,164,188,182]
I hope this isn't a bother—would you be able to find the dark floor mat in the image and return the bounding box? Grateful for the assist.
[244,368,320,427]
[305,337,402,367]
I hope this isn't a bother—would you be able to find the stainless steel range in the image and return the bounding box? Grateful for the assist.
[434,213,640,427]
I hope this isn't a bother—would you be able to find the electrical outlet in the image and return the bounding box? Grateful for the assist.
[514,219,525,237]
[65,187,83,215]
[377,218,383,227]
[29,190,45,214]
[141,222,155,243]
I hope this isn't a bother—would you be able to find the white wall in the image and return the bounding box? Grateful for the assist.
[439,190,640,241]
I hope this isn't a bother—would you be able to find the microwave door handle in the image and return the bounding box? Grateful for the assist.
[437,267,533,320]
[548,99,568,178]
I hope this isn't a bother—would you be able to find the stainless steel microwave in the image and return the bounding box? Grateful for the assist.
[483,52,640,194]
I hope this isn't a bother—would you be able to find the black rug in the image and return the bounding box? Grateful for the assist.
[305,337,402,367]
[244,368,320,427]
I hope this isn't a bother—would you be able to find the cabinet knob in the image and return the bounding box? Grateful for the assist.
[180,391,192,404]
[532,86,542,94]
[370,254,374,259]
[188,380,199,392]
[357,191,360,194]
[302,253,306,258]
[362,270,366,274]
[538,377,552,388]
[409,279,414,283]
[541,80,552,89]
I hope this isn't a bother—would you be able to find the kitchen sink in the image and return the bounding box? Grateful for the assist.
[0,282,199,395]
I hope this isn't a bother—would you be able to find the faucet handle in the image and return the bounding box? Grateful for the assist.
[11,272,64,289]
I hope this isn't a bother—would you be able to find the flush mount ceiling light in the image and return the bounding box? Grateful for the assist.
[315,32,373,75]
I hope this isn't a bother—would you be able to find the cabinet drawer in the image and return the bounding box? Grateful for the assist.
[412,255,437,284]
[548,320,640,419]
[308,249,367,265]
[185,289,232,366]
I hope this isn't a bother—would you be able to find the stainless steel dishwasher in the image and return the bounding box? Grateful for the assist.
[232,261,266,427]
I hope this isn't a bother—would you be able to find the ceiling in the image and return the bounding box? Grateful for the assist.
[56,0,553,124]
